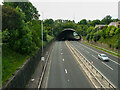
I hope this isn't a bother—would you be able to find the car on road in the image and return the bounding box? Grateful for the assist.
[98,53,109,61]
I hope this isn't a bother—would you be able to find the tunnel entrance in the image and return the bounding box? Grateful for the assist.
[56,28,81,41]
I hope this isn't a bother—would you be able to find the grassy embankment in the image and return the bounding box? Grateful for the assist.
[2,34,54,84]
[82,34,120,57]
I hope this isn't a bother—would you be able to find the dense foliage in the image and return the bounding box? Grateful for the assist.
[2,2,52,55]
[2,2,120,56]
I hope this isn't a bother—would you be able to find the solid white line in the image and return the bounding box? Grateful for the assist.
[78,42,120,66]
[79,43,99,54]
[38,54,50,88]
[102,62,113,70]
[92,55,98,59]
[62,59,64,61]
[65,69,68,74]
[45,59,52,88]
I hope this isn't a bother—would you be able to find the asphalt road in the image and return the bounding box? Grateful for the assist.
[43,41,93,88]
[69,41,119,88]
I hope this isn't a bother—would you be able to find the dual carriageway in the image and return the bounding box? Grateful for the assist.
[38,28,119,89]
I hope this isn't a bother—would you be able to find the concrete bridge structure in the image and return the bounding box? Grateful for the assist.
[56,28,81,41]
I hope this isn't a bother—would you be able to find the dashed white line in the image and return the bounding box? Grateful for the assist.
[102,62,113,70]
[62,59,64,61]
[65,69,68,74]
[61,53,63,55]
[77,42,120,66]
[109,58,120,66]
[92,55,98,59]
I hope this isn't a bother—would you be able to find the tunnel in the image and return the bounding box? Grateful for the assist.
[56,28,81,41]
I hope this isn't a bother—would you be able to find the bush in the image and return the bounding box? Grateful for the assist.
[2,6,38,55]
[86,34,90,41]
[114,28,120,35]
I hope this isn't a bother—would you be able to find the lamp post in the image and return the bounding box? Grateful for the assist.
[41,12,44,54]
[41,12,45,62]
[41,20,43,54]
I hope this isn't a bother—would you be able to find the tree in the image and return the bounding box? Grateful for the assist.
[100,25,108,39]
[101,15,113,25]
[78,19,87,25]
[114,28,120,35]
[3,2,40,22]
[2,6,25,31]
[2,6,37,54]
[106,25,116,37]
[89,19,101,26]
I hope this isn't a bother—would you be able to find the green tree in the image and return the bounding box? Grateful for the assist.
[100,25,108,39]
[101,15,113,25]
[89,19,101,26]
[78,19,87,25]
[106,25,116,37]
[2,6,37,54]
[2,6,25,31]
[114,28,120,35]
[3,2,40,22]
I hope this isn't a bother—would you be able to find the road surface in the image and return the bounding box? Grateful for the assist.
[69,41,119,88]
[42,41,94,88]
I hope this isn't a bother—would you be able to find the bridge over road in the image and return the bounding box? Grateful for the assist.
[56,28,81,41]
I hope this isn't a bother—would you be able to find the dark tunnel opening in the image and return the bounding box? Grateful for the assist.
[56,29,81,41]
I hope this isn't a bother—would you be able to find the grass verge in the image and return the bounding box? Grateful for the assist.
[2,45,29,84]
[2,35,54,84]
[82,41,120,58]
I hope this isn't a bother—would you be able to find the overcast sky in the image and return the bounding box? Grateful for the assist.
[1,0,120,22]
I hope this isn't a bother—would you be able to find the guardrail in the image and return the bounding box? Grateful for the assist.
[66,41,116,89]
[37,40,54,89]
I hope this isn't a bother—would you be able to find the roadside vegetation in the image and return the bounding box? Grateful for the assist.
[2,1,54,84]
[2,1,119,84]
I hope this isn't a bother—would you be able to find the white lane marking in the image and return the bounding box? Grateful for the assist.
[79,43,98,54]
[92,55,98,59]
[68,79,70,82]
[77,42,120,66]
[65,69,68,74]
[109,58,120,66]
[45,54,53,88]
[61,53,63,55]
[31,79,35,82]
[61,49,62,51]
[62,59,64,61]
[102,62,113,70]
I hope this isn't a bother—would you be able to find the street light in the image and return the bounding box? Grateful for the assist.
[41,12,44,54]
[41,12,45,62]
[41,19,43,53]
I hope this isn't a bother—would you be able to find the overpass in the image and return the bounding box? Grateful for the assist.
[56,28,81,41]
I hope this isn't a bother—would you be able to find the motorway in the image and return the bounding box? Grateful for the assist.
[42,41,94,88]
[69,41,119,88]
[41,40,119,88]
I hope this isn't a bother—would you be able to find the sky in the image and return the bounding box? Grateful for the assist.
[0,0,120,22]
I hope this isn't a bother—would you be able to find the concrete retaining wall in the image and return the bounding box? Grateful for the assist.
[2,39,54,89]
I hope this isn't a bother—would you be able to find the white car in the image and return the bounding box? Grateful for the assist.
[98,54,109,61]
